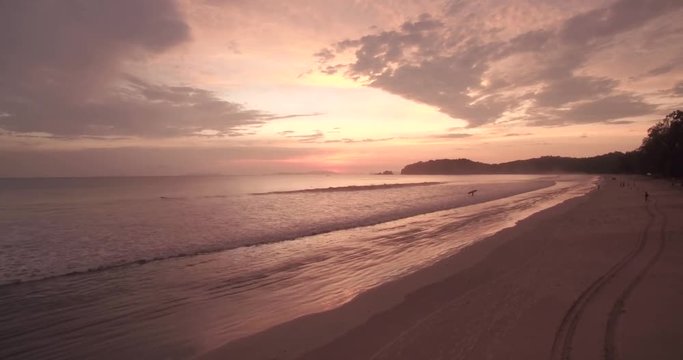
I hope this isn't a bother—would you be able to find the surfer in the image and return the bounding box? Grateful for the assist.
[467,190,477,196]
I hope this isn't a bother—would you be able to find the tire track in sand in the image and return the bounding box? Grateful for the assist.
[604,198,667,360]
[550,199,657,360]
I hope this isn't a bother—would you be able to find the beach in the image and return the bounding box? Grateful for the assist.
[4,1,683,359]
[0,174,595,359]
[201,176,683,360]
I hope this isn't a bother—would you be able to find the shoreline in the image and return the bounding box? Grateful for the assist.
[1,177,554,287]
[0,177,556,288]
[199,179,596,359]
[200,176,683,360]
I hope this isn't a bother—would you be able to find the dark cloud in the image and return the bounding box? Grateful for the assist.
[281,130,324,143]
[445,0,467,16]
[605,120,635,125]
[673,81,683,96]
[0,0,286,138]
[0,0,189,87]
[430,133,473,139]
[314,48,336,63]
[1,76,276,137]
[504,133,533,137]
[533,95,656,125]
[534,76,618,107]
[319,0,680,126]
[265,113,324,120]
[370,55,510,126]
[559,0,681,45]
[645,63,676,77]
[1,131,129,141]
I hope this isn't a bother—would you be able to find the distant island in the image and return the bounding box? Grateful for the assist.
[402,110,682,177]
[401,153,637,175]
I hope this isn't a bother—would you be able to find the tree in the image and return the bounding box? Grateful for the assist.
[639,110,683,177]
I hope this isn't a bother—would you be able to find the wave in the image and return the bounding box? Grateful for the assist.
[0,180,556,288]
[157,183,444,200]
[0,240,339,288]
[251,181,445,195]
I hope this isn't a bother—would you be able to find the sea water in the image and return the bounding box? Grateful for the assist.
[0,174,595,359]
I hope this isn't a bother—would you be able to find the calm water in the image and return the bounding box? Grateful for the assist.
[0,174,596,359]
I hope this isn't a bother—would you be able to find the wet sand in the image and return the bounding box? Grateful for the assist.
[200,176,683,360]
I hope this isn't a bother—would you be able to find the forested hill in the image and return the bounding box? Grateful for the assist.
[400,153,638,175]
[401,110,683,177]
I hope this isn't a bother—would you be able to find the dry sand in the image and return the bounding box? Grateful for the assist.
[200,176,683,360]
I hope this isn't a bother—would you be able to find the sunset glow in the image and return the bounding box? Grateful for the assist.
[1,0,682,176]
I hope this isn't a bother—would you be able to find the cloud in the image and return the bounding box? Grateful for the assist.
[558,0,681,45]
[532,94,656,125]
[534,76,618,107]
[645,63,676,77]
[323,137,394,143]
[504,133,533,137]
[674,81,683,96]
[430,133,473,139]
[1,75,281,137]
[604,120,635,125]
[314,48,336,63]
[278,130,325,143]
[0,0,287,138]
[279,130,393,144]
[318,0,682,127]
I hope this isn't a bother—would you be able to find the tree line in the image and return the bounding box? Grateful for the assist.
[401,110,683,178]
[637,110,683,177]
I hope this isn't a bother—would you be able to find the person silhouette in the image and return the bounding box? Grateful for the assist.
[644,191,649,202]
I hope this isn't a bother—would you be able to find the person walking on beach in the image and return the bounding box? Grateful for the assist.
[644,191,649,202]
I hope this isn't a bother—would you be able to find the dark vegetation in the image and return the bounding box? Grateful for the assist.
[401,110,683,178]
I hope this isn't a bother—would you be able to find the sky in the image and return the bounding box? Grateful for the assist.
[1,0,682,177]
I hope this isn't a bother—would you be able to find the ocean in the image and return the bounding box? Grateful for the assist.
[0,174,596,359]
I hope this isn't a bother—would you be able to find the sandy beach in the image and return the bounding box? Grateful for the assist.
[4,1,682,359]
[201,176,683,360]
